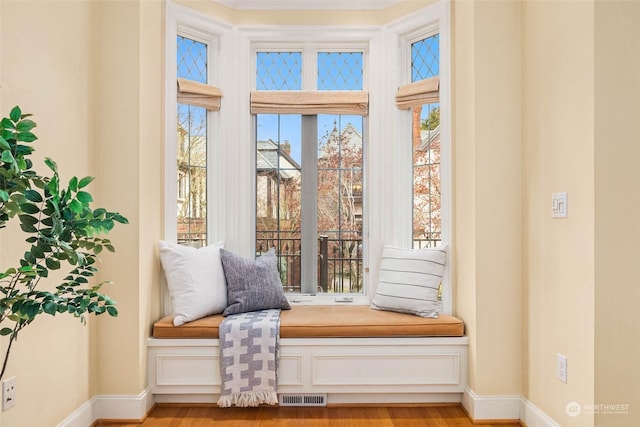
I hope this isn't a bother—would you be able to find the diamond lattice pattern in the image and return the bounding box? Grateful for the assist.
[177,36,207,83]
[412,34,439,82]
[256,52,302,90]
[317,52,363,90]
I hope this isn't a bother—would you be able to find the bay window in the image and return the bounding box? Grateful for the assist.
[166,1,450,309]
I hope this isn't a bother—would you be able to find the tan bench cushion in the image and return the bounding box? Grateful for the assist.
[153,305,464,339]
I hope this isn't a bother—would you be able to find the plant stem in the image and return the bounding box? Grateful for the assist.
[0,325,19,381]
[0,274,21,324]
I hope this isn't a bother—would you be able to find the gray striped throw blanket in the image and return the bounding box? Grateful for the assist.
[217,309,280,407]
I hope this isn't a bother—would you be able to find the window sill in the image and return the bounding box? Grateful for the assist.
[286,294,370,306]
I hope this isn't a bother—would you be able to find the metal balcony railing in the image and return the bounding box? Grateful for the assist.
[412,236,442,249]
[179,234,440,292]
[256,236,363,293]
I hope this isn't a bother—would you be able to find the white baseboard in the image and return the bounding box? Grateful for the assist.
[56,386,155,427]
[56,398,95,427]
[154,393,219,404]
[519,397,561,427]
[461,387,520,421]
[327,392,462,405]
[153,392,462,405]
[58,386,559,427]
[462,387,561,426]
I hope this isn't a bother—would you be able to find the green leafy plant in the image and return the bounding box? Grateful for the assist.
[0,106,128,380]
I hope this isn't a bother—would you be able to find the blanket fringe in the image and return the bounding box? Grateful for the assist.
[217,390,279,408]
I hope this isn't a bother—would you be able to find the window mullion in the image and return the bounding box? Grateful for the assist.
[302,45,316,90]
[300,115,318,294]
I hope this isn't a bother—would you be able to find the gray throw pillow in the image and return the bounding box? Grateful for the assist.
[220,248,291,316]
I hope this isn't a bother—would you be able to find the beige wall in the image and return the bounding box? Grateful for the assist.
[522,1,595,426]
[452,0,478,390]
[594,1,640,426]
[453,0,522,396]
[456,1,638,425]
[0,0,164,424]
[0,1,97,425]
[92,0,164,396]
[1,0,638,425]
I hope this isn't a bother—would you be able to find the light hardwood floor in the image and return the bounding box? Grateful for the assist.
[96,404,522,426]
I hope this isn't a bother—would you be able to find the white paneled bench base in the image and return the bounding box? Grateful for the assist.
[148,305,468,404]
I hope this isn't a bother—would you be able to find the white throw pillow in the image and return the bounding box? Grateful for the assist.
[371,245,447,318]
[157,241,227,326]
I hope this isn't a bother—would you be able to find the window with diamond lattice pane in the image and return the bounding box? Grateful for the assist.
[255,49,365,294]
[412,103,440,249]
[412,34,439,82]
[177,36,207,83]
[317,52,363,90]
[256,52,302,90]
[177,35,208,246]
[411,34,441,249]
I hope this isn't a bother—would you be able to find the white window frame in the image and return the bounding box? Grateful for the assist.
[164,1,451,311]
[243,31,377,306]
[164,4,231,313]
[385,1,452,313]
[252,43,369,297]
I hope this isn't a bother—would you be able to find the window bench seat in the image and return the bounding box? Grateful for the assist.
[147,305,468,405]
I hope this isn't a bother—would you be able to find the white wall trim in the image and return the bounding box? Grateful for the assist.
[520,396,562,427]
[216,0,400,11]
[56,387,155,427]
[58,386,561,426]
[154,392,462,405]
[327,392,461,405]
[461,387,520,421]
[56,398,94,427]
[462,387,561,425]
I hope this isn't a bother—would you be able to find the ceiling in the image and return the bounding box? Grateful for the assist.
[214,0,403,11]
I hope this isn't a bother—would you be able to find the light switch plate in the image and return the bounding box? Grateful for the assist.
[552,192,568,218]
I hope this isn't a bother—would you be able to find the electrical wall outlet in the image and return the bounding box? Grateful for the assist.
[2,376,16,411]
[557,353,568,383]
